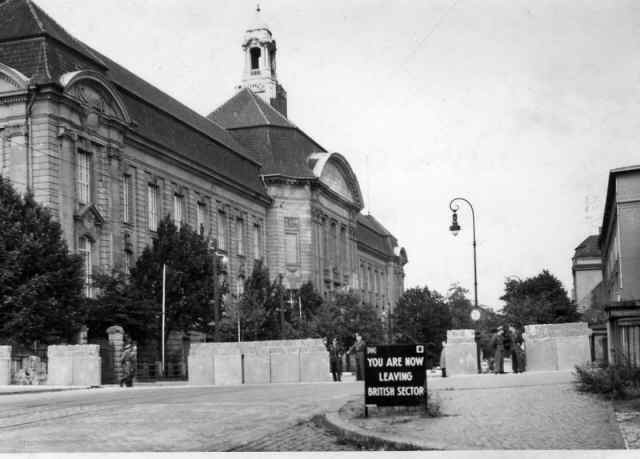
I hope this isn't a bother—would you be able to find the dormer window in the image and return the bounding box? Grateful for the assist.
[250,47,261,70]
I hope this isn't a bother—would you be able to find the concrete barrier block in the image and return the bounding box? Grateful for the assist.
[244,353,269,384]
[270,351,300,383]
[47,345,73,385]
[525,339,558,371]
[300,351,331,382]
[0,346,10,385]
[445,342,477,375]
[213,354,242,386]
[188,347,214,386]
[556,336,590,370]
[71,345,101,386]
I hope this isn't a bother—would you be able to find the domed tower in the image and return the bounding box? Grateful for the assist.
[238,5,288,117]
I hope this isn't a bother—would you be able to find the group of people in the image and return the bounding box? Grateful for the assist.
[490,325,525,374]
[326,332,367,382]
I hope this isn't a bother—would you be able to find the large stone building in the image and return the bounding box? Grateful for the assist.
[0,1,406,316]
[598,165,640,365]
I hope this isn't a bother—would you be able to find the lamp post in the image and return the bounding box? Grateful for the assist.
[208,239,228,342]
[449,197,481,373]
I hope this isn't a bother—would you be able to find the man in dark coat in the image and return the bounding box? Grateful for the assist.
[508,325,524,373]
[347,332,366,381]
[120,341,137,387]
[329,337,343,381]
[491,328,505,374]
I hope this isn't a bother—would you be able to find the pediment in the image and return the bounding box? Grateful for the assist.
[61,71,130,124]
[74,204,105,228]
[0,63,29,92]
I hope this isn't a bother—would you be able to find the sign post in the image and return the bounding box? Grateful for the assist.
[364,344,427,417]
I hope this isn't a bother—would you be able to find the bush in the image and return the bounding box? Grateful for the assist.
[574,359,640,399]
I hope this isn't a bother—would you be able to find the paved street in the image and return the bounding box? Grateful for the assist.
[342,370,626,450]
[0,382,361,452]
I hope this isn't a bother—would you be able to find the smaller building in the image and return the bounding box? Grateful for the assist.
[600,165,640,365]
[571,235,602,313]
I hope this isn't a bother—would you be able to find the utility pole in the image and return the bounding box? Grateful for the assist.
[279,274,285,339]
[209,239,221,342]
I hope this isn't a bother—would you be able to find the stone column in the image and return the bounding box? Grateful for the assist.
[107,325,124,383]
[0,346,11,385]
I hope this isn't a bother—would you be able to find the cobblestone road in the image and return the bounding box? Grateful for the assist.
[343,371,625,450]
[0,382,360,452]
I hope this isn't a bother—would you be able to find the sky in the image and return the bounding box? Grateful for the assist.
[35,0,640,309]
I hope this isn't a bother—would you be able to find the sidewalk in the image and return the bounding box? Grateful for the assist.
[324,370,626,450]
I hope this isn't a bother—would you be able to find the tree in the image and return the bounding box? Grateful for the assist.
[238,260,283,341]
[447,284,474,329]
[392,287,451,367]
[0,176,85,345]
[500,270,579,328]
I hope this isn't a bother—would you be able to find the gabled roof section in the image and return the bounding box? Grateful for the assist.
[574,235,601,259]
[356,213,397,259]
[0,0,106,69]
[0,0,269,200]
[207,88,295,129]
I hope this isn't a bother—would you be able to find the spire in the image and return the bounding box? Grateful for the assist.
[239,5,288,117]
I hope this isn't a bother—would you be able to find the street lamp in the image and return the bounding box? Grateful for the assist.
[449,197,481,373]
[208,239,228,342]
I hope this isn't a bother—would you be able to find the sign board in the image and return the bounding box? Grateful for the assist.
[364,344,427,407]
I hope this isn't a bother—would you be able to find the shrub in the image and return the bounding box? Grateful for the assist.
[574,358,640,399]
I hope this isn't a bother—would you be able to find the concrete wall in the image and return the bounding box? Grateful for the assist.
[445,329,478,375]
[0,346,10,385]
[47,345,101,386]
[188,339,330,386]
[523,322,590,372]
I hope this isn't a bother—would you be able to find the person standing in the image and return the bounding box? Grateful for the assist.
[329,338,343,382]
[508,325,524,373]
[347,332,366,381]
[439,341,447,378]
[120,340,137,387]
[491,328,505,374]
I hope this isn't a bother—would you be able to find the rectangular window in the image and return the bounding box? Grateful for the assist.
[253,224,261,260]
[124,250,132,274]
[148,184,159,231]
[218,211,227,251]
[285,233,299,265]
[76,150,91,204]
[173,193,184,226]
[197,202,206,236]
[330,223,337,265]
[122,174,132,223]
[79,237,93,297]
[236,218,244,256]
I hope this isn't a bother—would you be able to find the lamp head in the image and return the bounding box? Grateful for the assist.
[449,211,461,236]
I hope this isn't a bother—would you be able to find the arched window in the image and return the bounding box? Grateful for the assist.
[250,47,261,70]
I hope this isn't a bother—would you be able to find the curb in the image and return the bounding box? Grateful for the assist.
[0,386,95,396]
[319,411,447,451]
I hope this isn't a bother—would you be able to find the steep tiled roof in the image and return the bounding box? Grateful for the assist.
[209,89,326,178]
[208,88,295,129]
[574,235,601,259]
[356,214,396,259]
[0,0,268,199]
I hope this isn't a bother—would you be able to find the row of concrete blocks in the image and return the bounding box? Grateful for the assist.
[0,345,101,386]
[188,341,331,385]
[444,322,592,375]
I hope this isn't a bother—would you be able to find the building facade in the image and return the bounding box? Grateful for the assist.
[599,166,640,365]
[0,1,406,315]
